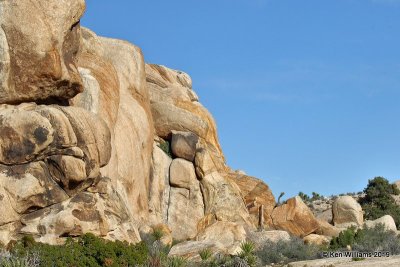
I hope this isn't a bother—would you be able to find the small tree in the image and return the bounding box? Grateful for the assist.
[311,192,323,201]
[359,177,400,227]
[298,192,310,203]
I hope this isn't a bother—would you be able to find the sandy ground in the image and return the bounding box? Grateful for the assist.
[267,255,400,266]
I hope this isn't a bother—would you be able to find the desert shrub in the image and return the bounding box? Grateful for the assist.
[236,242,258,267]
[329,223,400,254]
[311,192,323,201]
[359,177,400,227]
[202,254,254,267]
[298,192,310,203]
[158,140,172,158]
[151,229,164,242]
[145,240,170,267]
[352,223,400,254]
[197,242,261,267]
[199,248,212,262]
[7,233,149,267]
[166,256,187,267]
[0,251,40,267]
[256,237,320,265]
[329,226,357,250]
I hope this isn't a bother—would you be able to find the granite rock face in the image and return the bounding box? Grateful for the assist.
[332,196,363,228]
[271,196,320,237]
[0,0,319,249]
[0,0,85,104]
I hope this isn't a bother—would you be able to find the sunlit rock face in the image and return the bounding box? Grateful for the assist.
[0,0,327,251]
[0,0,86,104]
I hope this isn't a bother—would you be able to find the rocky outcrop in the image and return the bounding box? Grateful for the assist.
[0,0,304,249]
[332,196,363,228]
[271,196,319,237]
[229,173,276,227]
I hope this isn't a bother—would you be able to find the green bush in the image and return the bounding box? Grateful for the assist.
[166,256,187,267]
[7,233,148,267]
[237,242,258,267]
[359,177,400,227]
[197,242,261,267]
[329,226,357,250]
[199,248,212,262]
[298,192,310,203]
[256,237,321,265]
[158,140,172,158]
[311,192,323,201]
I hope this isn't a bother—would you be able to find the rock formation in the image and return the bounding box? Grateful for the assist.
[332,196,363,228]
[0,0,346,254]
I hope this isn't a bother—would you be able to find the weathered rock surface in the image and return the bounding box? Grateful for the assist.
[167,187,204,240]
[171,131,198,162]
[332,196,363,228]
[75,27,154,226]
[169,240,226,261]
[271,196,319,237]
[200,171,252,225]
[229,172,276,227]
[0,0,85,104]
[167,159,204,240]
[364,215,397,232]
[147,64,223,159]
[20,189,141,245]
[196,221,246,255]
[303,234,330,246]
[315,219,341,237]
[169,159,197,189]
[148,144,172,225]
[247,230,291,249]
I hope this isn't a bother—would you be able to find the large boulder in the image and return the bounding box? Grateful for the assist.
[332,196,363,228]
[199,171,252,226]
[196,222,246,254]
[0,0,85,104]
[229,172,276,227]
[364,215,397,232]
[315,219,341,237]
[247,230,291,249]
[169,159,197,189]
[20,190,141,244]
[271,196,319,237]
[169,240,226,261]
[171,131,199,162]
[148,144,172,225]
[167,160,204,240]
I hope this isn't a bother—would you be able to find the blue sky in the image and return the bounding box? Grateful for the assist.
[82,0,400,199]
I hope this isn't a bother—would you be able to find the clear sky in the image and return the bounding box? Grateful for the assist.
[82,0,400,199]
